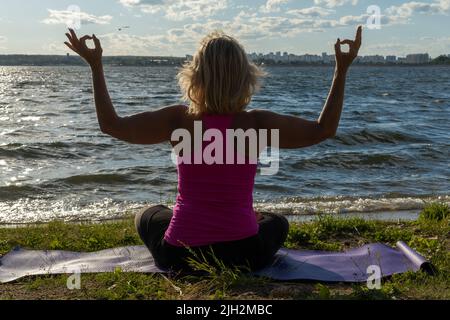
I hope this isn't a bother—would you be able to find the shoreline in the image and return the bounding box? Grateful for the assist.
[2,193,449,226]
[0,209,422,229]
[1,202,448,300]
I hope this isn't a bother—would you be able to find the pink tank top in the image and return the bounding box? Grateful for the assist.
[164,113,259,247]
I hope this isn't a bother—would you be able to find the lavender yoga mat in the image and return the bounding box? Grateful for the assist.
[0,241,432,283]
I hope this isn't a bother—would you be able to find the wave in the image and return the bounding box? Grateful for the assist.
[12,80,46,88]
[0,168,172,200]
[1,195,448,225]
[334,128,430,145]
[0,184,45,201]
[289,152,410,170]
[0,173,135,194]
[16,98,41,104]
[0,198,144,225]
[253,195,450,215]
[59,173,132,184]
[0,141,113,159]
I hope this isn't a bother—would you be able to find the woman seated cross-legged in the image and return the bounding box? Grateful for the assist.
[64,26,362,272]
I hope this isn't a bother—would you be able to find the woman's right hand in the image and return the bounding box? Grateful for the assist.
[334,26,362,73]
[64,28,103,68]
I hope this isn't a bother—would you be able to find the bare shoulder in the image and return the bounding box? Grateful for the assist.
[170,104,198,130]
[138,104,192,133]
[247,108,282,129]
[164,104,190,123]
[166,104,189,115]
[230,109,261,130]
[248,108,281,118]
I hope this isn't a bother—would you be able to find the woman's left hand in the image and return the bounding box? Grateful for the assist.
[64,28,103,68]
[334,26,362,73]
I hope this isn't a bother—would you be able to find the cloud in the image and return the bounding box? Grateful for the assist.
[336,0,450,28]
[0,35,7,49]
[386,0,450,24]
[92,9,351,56]
[98,33,176,55]
[159,11,342,46]
[165,0,228,21]
[313,0,358,8]
[120,0,164,14]
[287,6,335,17]
[440,0,450,10]
[42,9,113,26]
[68,0,450,56]
[119,0,228,20]
[339,13,368,25]
[259,0,290,13]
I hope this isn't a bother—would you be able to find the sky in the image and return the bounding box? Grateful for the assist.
[0,0,449,57]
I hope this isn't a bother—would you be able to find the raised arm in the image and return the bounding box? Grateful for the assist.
[253,26,362,149]
[64,29,183,145]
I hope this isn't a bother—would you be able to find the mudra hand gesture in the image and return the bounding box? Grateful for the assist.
[335,26,362,73]
[64,28,103,68]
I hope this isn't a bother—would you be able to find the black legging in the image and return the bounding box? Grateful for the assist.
[135,205,289,272]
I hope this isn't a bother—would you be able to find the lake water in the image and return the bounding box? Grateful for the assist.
[0,65,449,224]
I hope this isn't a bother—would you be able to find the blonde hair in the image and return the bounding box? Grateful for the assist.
[177,31,267,115]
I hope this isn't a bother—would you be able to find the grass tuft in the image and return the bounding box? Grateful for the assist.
[419,202,449,222]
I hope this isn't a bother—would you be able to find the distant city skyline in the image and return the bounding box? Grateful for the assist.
[1,52,445,67]
[245,51,442,63]
[244,52,441,64]
[1,1,450,57]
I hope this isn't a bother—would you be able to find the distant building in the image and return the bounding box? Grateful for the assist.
[359,55,385,64]
[247,53,258,61]
[322,52,334,64]
[386,55,397,63]
[289,53,300,62]
[406,53,430,64]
